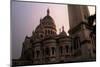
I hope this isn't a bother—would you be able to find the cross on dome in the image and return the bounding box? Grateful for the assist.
[47,8,50,16]
[62,26,64,31]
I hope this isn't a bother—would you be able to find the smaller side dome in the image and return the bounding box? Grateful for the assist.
[59,26,67,37]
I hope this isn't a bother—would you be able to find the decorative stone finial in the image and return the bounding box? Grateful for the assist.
[62,26,64,31]
[59,28,61,33]
[47,8,50,16]
[40,18,42,22]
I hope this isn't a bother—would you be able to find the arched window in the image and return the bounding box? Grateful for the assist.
[74,37,80,49]
[60,46,63,54]
[74,39,77,49]
[32,51,34,59]
[45,47,50,56]
[48,30,50,34]
[65,45,68,53]
[36,50,40,58]
[40,34,43,38]
[70,46,73,52]
[45,30,47,35]
[51,47,55,55]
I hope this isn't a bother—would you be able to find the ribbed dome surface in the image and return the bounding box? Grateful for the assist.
[42,15,55,24]
[35,9,56,31]
[59,26,67,37]
[41,9,56,28]
[34,9,57,39]
[59,31,67,36]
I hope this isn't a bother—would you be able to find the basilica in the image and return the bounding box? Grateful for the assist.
[12,5,96,66]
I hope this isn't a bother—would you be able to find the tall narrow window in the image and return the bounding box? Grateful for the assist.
[74,38,76,49]
[71,46,73,52]
[45,47,50,56]
[33,51,34,59]
[74,37,80,49]
[77,37,80,48]
[60,46,63,54]
[40,34,43,38]
[36,50,40,58]
[51,47,55,55]
[45,30,47,35]
[48,30,50,34]
[65,45,68,53]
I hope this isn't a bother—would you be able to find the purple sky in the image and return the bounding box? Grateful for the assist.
[11,1,95,59]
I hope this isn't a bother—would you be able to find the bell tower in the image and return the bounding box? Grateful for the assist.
[68,5,95,58]
[68,5,90,29]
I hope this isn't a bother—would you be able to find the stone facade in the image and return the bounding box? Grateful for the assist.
[68,5,96,58]
[12,6,96,66]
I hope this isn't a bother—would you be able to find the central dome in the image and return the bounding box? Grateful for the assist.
[42,15,55,25]
[35,9,57,39]
[41,8,56,30]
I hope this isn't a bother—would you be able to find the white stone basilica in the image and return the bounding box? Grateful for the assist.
[12,5,96,66]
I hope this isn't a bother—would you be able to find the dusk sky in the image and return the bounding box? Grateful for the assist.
[11,1,95,59]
